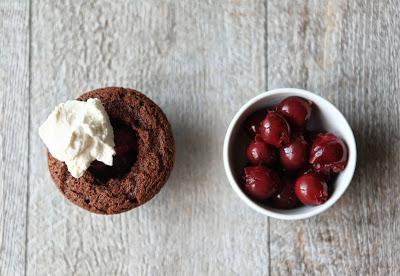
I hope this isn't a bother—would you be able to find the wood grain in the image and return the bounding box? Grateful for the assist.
[0,1,30,275]
[267,1,400,275]
[1,0,398,275]
[29,0,267,275]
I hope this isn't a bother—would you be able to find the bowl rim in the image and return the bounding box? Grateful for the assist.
[223,88,357,220]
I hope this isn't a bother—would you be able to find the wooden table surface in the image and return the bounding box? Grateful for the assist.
[1,1,399,275]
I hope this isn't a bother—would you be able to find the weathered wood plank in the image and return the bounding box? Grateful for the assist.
[267,1,400,275]
[29,0,267,275]
[0,1,30,275]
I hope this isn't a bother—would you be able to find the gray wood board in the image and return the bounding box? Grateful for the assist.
[267,1,400,275]
[28,1,268,275]
[1,0,399,275]
[0,1,30,275]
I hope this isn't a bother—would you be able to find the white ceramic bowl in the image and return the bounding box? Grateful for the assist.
[223,88,357,220]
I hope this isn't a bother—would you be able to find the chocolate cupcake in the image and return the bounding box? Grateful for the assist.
[45,87,175,214]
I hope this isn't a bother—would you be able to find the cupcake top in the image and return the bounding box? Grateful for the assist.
[43,87,175,214]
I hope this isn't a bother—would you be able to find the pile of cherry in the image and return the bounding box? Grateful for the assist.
[242,96,348,208]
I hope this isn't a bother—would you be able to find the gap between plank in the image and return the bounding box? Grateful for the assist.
[24,0,32,275]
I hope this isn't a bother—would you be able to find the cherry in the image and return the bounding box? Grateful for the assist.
[297,164,331,182]
[279,134,309,171]
[244,111,266,137]
[309,133,348,174]
[259,111,291,148]
[271,176,299,209]
[243,166,281,200]
[239,97,348,209]
[276,96,313,130]
[294,173,328,205]
[246,135,277,166]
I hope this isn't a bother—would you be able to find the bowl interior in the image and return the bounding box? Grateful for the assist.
[226,89,356,219]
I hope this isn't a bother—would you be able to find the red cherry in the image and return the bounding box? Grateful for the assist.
[297,164,331,182]
[244,111,266,137]
[271,177,299,209]
[279,134,309,171]
[259,111,291,148]
[243,166,281,200]
[309,133,348,174]
[246,135,277,166]
[294,173,328,205]
[276,96,313,130]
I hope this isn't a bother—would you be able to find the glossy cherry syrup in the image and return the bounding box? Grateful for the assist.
[271,176,299,209]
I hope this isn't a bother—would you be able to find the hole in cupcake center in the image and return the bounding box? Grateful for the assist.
[89,120,138,183]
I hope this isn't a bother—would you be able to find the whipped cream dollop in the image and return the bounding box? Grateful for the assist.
[39,98,116,178]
